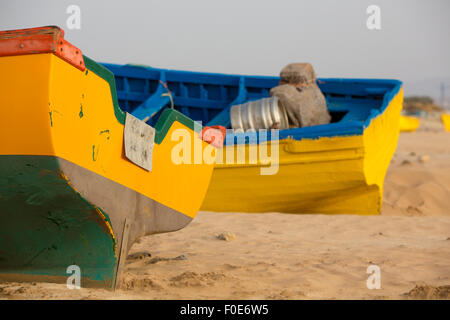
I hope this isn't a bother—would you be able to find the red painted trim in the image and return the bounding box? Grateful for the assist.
[0,26,85,71]
[200,126,226,148]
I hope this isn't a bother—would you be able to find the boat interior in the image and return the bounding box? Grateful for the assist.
[101,62,402,143]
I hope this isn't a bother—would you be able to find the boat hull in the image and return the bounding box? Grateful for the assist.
[442,114,450,132]
[399,115,420,132]
[0,155,192,287]
[201,89,403,215]
[0,49,214,287]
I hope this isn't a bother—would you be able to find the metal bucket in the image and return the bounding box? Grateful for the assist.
[230,96,289,130]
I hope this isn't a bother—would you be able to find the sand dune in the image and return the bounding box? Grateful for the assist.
[384,129,450,217]
[1,117,449,300]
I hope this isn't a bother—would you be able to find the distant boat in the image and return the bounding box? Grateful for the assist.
[442,114,450,131]
[102,63,403,215]
[399,115,420,132]
[0,26,219,289]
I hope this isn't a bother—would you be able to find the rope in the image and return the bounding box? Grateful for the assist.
[159,80,174,109]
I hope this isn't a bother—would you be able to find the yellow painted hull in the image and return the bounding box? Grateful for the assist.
[201,89,403,215]
[0,27,219,288]
[442,114,450,132]
[0,53,213,220]
[399,115,420,132]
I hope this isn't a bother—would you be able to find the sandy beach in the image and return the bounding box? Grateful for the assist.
[1,117,449,300]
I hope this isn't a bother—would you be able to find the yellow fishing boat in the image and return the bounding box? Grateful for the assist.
[399,115,420,132]
[442,114,450,131]
[103,61,403,215]
[0,26,221,288]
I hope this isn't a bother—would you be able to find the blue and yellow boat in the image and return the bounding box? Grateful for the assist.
[0,26,219,288]
[102,63,403,215]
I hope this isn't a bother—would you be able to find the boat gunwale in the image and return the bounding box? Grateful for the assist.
[101,63,403,145]
[83,55,203,145]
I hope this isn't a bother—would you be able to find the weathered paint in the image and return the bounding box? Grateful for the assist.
[0,26,85,71]
[124,112,155,171]
[0,153,195,288]
[0,155,117,287]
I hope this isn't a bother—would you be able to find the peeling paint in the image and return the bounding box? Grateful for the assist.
[92,145,98,161]
[95,207,117,258]
[0,155,117,287]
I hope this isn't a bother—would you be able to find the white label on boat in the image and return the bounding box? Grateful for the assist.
[124,112,155,171]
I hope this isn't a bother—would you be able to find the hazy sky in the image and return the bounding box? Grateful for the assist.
[1,0,449,99]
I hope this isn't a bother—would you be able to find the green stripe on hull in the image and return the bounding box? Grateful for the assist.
[83,55,126,125]
[0,155,117,288]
